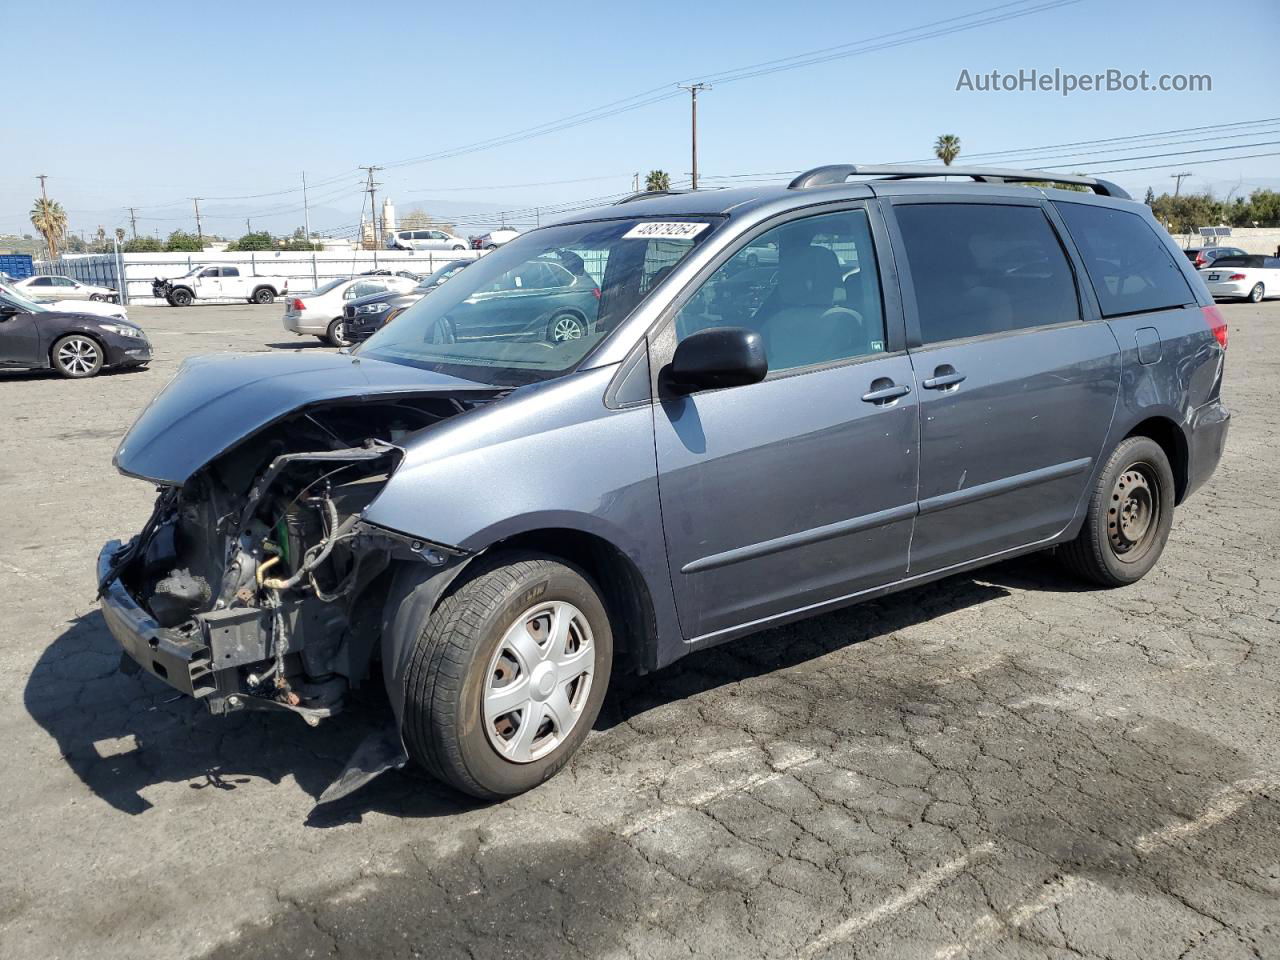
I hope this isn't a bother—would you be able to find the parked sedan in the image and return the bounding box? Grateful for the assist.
[14,274,118,302]
[343,260,473,343]
[282,274,419,346]
[473,228,520,250]
[1199,255,1280,302]
[1183,246,1247,269]
[0,282,150,378]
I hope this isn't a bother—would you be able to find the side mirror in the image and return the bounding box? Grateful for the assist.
[666,326,768,395]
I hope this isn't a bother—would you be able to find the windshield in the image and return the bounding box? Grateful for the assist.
[415,261,470,291]
[308,277,349,296]
[359,216,719,385]
[0,283,51,313]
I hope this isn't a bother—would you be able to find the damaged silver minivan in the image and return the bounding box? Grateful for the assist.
[98,165,1229,801]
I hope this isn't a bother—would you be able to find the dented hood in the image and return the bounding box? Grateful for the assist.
[114,351,496,484]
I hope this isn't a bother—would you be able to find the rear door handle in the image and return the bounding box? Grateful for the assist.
[922,367,966,390]
[861,382,911,404]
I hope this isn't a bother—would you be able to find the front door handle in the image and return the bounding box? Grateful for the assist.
[922,365,966,390]
[861,381,911,404]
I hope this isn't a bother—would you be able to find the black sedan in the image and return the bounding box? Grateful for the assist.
[0,283,151,378]
[343,259,473,343]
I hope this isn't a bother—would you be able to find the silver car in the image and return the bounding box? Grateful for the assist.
[387,228,470,252]
[15,274,118,302]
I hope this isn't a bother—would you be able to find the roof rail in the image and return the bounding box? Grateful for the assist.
[787,164,1130,200]
[613,189,693,205]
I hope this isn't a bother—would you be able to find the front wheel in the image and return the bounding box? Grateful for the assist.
[547,312,586,343]
[1248,283,1265,303]
[401,554,613,799]
[89,294,104,302]
[451,244,467,251]
[51,334,104,378]
[1057,436,1175,587]
[170,288,193,307]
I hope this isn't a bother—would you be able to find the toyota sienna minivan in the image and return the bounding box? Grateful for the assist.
[98,164,1229,802]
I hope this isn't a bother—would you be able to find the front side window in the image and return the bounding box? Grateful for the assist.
[673,209,886,372]
[1054,202,1194,317]
[360,216,719,385]
[200,268,218,278]
[896,203,1080,344]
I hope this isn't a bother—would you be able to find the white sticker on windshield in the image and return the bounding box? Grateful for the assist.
[623,221,711,240]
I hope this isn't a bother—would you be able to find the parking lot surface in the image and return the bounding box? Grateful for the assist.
[1,301,1277,960]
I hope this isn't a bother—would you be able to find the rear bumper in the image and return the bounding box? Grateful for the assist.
[1205,280,1252,298]
[97,540,215,698]
[1184,399,1230,501]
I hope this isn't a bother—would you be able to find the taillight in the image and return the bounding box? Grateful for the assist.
[1227,273,1246,281]
[1202,304,1228,350]
[591,287,601,300]
[291,298,305,311]
[1194,254,1207,266]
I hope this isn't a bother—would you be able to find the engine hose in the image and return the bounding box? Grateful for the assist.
[261,500,355,592]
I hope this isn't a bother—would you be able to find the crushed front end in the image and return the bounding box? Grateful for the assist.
[98,396,471,726]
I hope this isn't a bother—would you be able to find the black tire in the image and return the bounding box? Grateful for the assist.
[170,288,193,307]
[402,553,613,799]
[89,293,104,302]
[1248,283,1264,303]
[50,334,104,378]
[546,311,586,343]
[252,287,275,304]
[451,244,467,251]
[1058,436,1175,587]
[325,318,350,348]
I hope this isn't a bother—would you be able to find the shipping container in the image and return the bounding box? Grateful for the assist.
[0,254,35,280]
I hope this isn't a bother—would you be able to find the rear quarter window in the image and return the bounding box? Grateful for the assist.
[1054,202,1195,317]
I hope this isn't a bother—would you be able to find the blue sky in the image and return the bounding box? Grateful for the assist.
[5,0,1278,239]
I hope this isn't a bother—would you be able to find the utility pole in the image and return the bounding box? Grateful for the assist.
[301,171,311,243]
[37,174,49,201]
[359,165,383,249]
[191,197,204,242]
[127,207,138,239]
[677,83,711,190]
[1171,172,1192,197]
[633,172,640,192]
[245,218,252,234]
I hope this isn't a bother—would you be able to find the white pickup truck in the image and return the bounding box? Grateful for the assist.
[152,266,289,306]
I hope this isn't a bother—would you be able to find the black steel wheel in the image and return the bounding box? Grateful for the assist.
[1058,436,1176,586]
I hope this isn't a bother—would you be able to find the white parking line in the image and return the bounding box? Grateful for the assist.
[934,875,1083,960]
[801,843,996,958]
[1134,775,1278,854]
[620,748,818,838]
[932,773,1278,958]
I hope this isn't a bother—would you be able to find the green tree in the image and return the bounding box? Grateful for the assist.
[30,197,68,259]
[1143,186,1155,205]
[934,134,961,166]
[645,170,671,192]
[226,230,274,251]
[115,227,126,245]
[1243,188,1280,225]
[164,230,204,252]
[123,235,163,253]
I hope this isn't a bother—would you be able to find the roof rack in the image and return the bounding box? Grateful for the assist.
[613,189,693,204]
[787,164,1130,200]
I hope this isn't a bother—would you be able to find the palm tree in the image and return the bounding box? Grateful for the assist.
[645,170,671,192]
[30,197,68,260]
[934,134,961,166]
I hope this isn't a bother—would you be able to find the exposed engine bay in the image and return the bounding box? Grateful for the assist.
[100,395,486,725]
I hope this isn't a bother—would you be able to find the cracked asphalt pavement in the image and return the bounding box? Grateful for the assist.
[1,301,1277,959]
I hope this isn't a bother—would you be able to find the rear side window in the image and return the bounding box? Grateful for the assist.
[895,203,1079,344]
[1054,202,1194,317]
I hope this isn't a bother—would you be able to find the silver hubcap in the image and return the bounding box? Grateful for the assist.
[1108,464,1158,561]
[58,338,99,374]
[552,315,584,342]
[483,600,595,763]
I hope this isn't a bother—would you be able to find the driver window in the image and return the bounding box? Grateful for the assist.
[200,268,218,278]
[672,209,886,372]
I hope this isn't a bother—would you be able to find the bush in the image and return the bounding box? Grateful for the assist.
[164,230,204,252]
[226,231,274,251]
[122,235,163,253]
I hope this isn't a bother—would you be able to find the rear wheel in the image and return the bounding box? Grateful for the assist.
[252,287,275,304]
[1057,436,1175,587]
[547,311,586,343]
[1248,282,1265,303]
[401,554,613,799]
[51,334,104,378]
[326,318,351,347]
